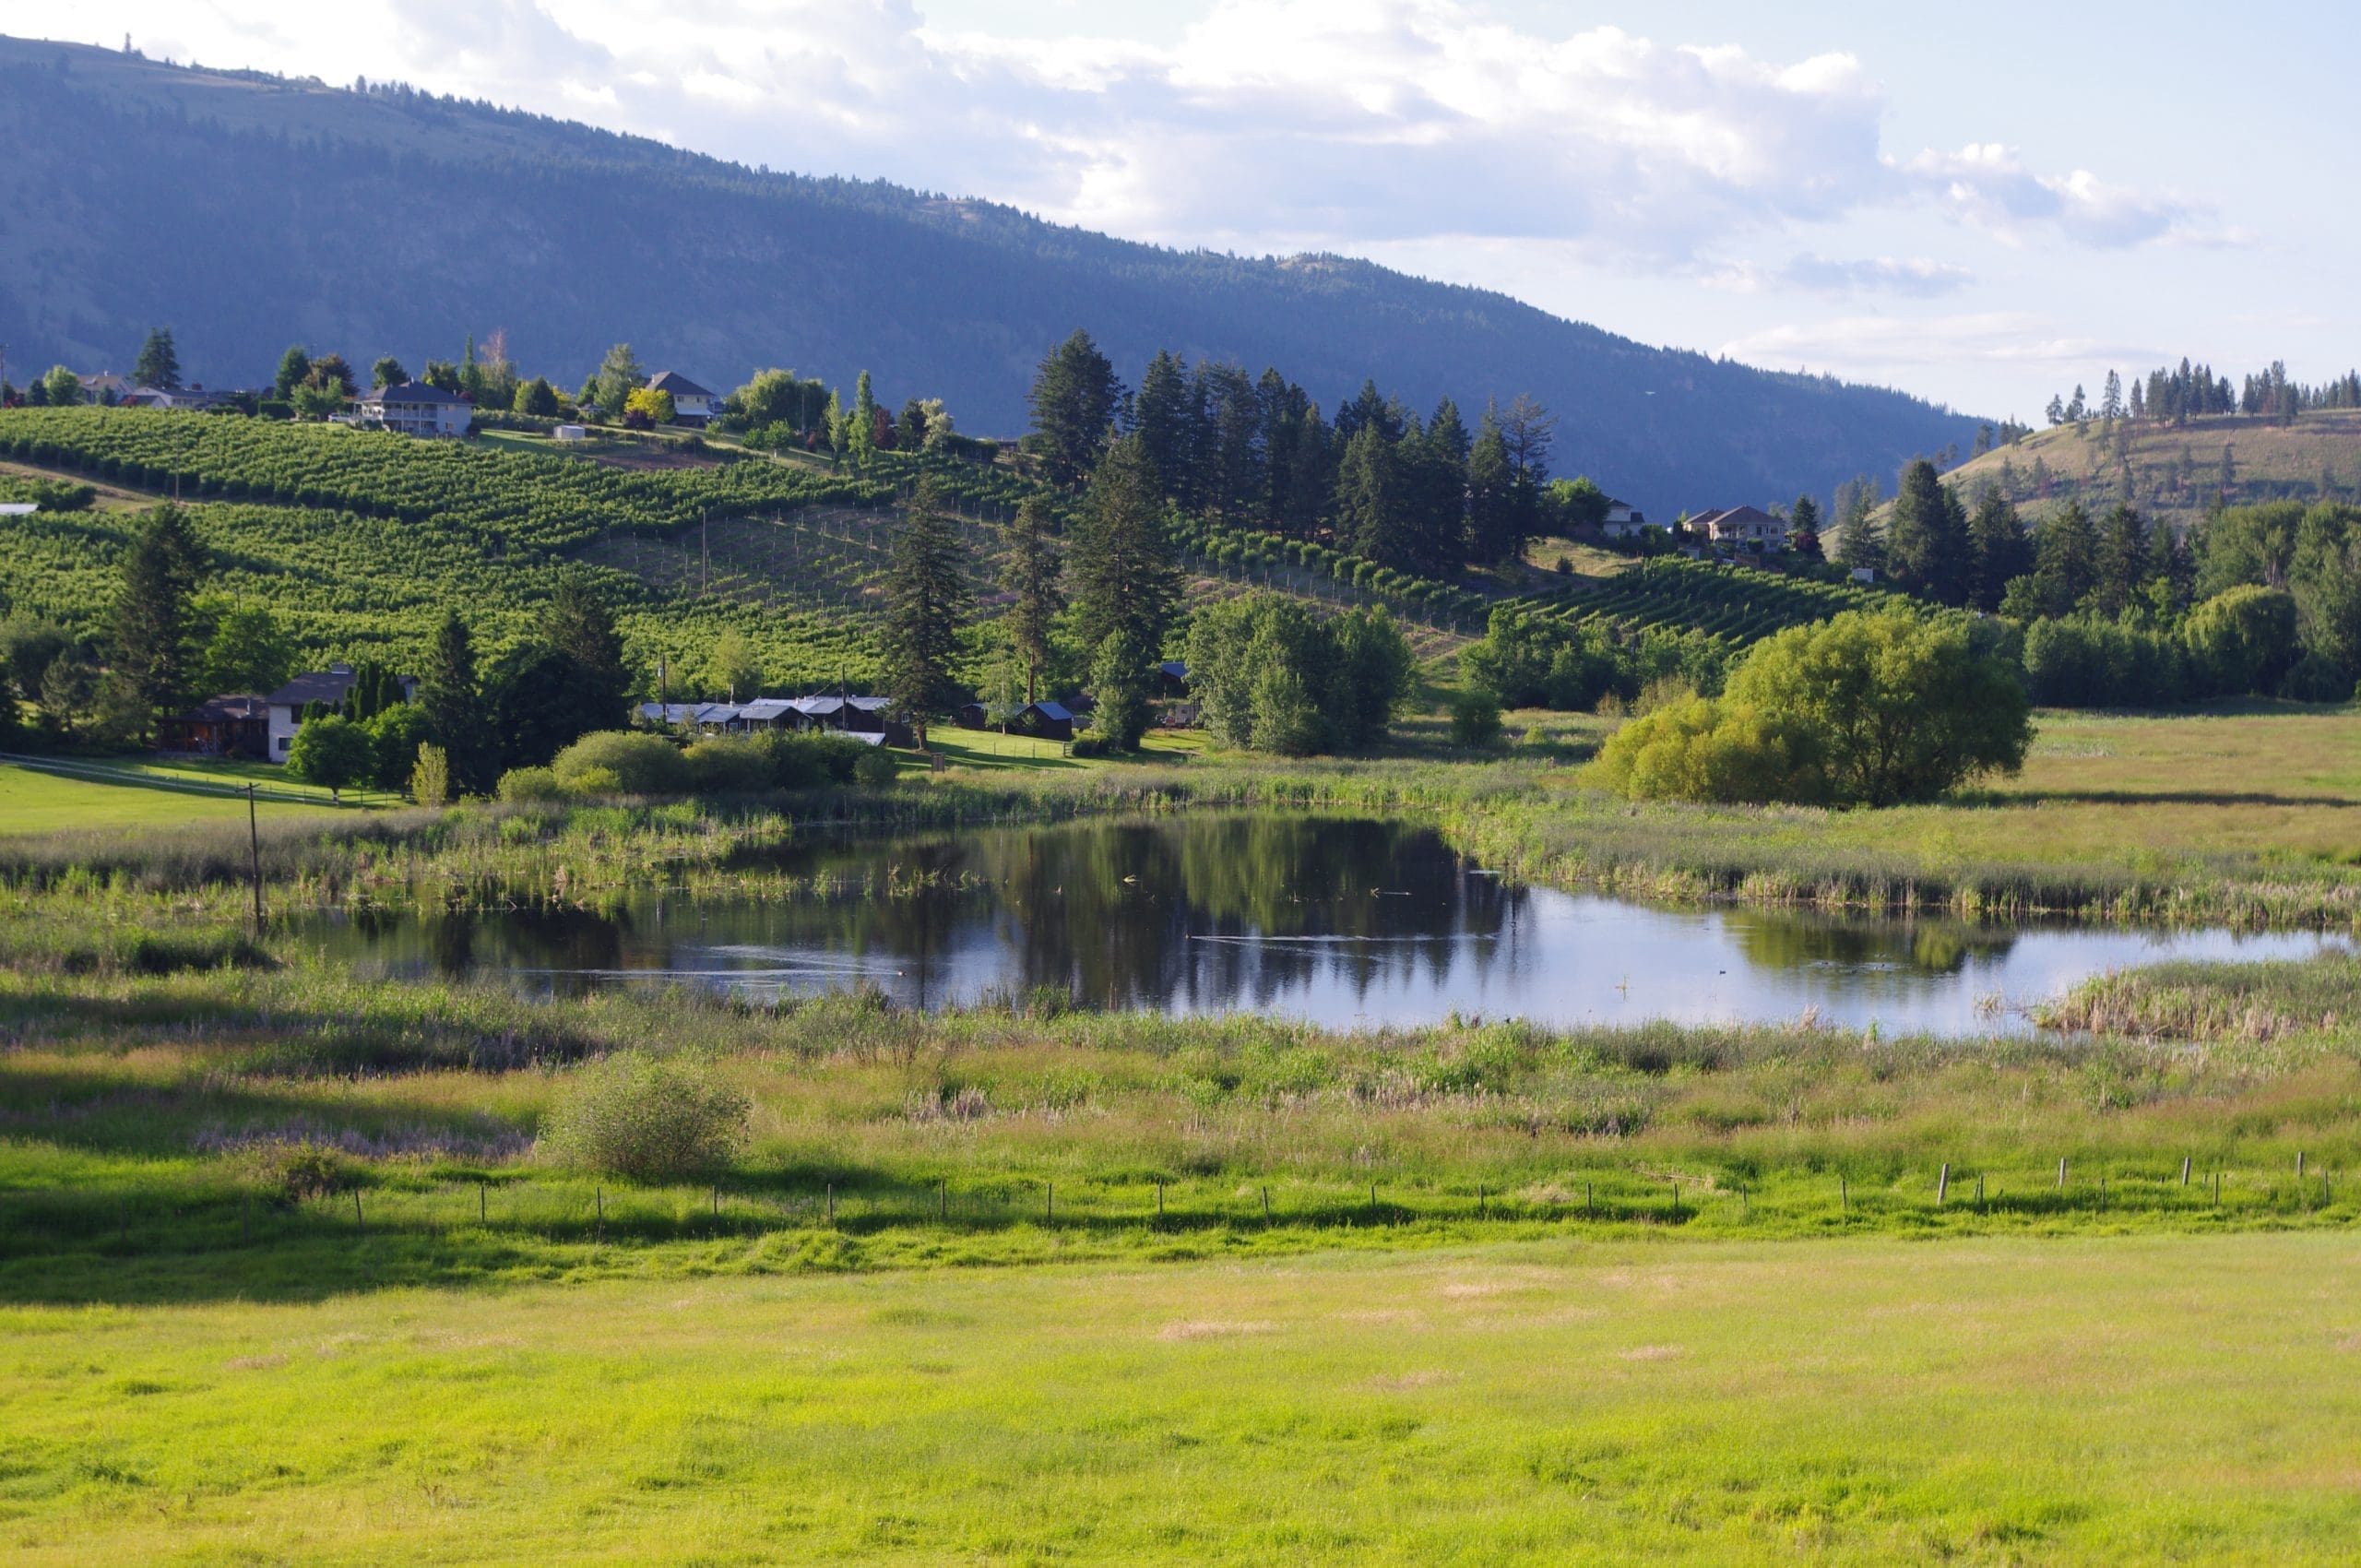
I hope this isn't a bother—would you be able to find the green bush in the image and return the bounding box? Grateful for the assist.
[539,1050,751,1181]
[851,747,900,786]
[1449,687,1503,747]
[753,731,867,790]
[495,765,565,802]
[551,730,688,795]
[682,738,773,793]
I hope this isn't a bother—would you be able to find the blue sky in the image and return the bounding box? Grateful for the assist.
[32,1,2357,420]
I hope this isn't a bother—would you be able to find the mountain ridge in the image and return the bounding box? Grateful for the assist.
[0,35,1979,520]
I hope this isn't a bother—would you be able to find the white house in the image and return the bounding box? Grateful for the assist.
[356,381,472,438]
[1688,505,1788,551]
[264,665,417,762]
[645,371,717,426]
[1599,499,1648,538]
[76,373,136,404]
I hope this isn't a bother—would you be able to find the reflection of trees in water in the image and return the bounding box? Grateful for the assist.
[303,814,1525,1011]
[1724,909,2018,977]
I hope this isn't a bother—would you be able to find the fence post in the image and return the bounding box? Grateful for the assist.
[481,1182,488,1223]
[353,1190,363,1234]
[2181,1156,2191,1187]
[1046,1182,1053,1226]
[826,1182,835,1225]
[1937,1164,1950,1206]
[2058,1157,2067,1189]
[1156,1182,1164,1222]
[1262,1186,1270,1223]
[1840,1175,1847,1214]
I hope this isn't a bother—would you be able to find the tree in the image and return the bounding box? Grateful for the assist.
[1133,349,1193,500]
[1185,593,1415,754]
[1335,423,1407,568]
[2024,502,2100,618]
[363,702,434,791]
[998,494,1063,704]
[2181,586,2300,696]
[410,742,451,809]
[133,327,181,390]
[878,477,970,747]
[0,647,18,749]
[1883,458,1972,603]
[290,381,342,421]
[418,612,492,794]
[514,376,559,416]
[846,371,877,465]
[1027,329,1121,489]
[111,505,205,727]
[41,365,80,408]
[285,714,373,800]
[305,355,356,397]
[1964,489,2032,613]
[196,602,294,695]
[370,356,409,390]
[489,570,630,767]
[711,628,764,701]
[2093,505,2153,617]
[1068,434,1180,654]
[592,343,646,418]
[1726,610,2030,805]
[421,360,462,394]
[1788,494,1825,563]
[1087,632,1155,751]
[623,386,673,428]
[1464,412,1519,564]
[1500,394,1557,483]
[273,345,312,399]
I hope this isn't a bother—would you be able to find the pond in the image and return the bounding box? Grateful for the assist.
[290,814,2351,1038]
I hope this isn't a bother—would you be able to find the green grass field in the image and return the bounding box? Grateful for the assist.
[7,1232,2358,1564]
[0,759,344,835]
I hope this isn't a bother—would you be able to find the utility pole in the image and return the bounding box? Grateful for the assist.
[244,784,264,932]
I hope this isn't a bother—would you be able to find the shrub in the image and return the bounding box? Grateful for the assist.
[1586,695,1827,804]
[1068,736,1109,759]
[551,730,688,795]
[1449,687,1503,747]
[496,765,565,802]
[284,714,374,797]
[2278,652,2351,703]
[753,730,866,790]
[2182,585,2301,696]
[539,1050,751,1181]
[851,747,900,786]
[409,742,450,808]
[682,738,773,794]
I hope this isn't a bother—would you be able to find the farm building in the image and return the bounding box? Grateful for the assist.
[156,694,270,759]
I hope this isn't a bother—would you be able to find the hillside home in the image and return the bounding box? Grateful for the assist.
[646,372,717,426]
[265,664,417,761]
[76,373,136,404]
[1600,499,1649,538]
[156,694,269,759]
[1689,505,1788,551]
[356,381,472,438]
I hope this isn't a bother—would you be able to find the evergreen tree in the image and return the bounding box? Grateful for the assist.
[1068,434,1180,654]
[592,343,645,417]
[1833,483,1884,576]
[1465,410,1518,564]
[2100,370,2124,422]
[133,327,181,390]
[1278,404,1331,537]
[2093,504,2153,617]
[1789,495,1825,563]
[1883,459,1972,603]
[1500,394,1558,484]
[878,477,970,746]
[273,346,312,399]
[371,356,409,390]
[1087,632,1155,751]
[848,370,878,466]
[1132,349,1192,501]
[418,612,493,795]
[1026,329,1121,490]
[1202,362,1265,523]
[2028,502,2101,616]
[543,567,629,721]
[1335,424,1407,569]
[111,505,205,728]
[1965,488,2032,612]
[998,494,1063,704]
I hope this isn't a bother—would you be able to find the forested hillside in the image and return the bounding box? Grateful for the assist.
[0,36,1978,521]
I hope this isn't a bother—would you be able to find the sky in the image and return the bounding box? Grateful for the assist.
[27,0,2358,420]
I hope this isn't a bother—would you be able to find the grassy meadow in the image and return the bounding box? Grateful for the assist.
[2,701,2358,1562]
[7,1232,2361,1565]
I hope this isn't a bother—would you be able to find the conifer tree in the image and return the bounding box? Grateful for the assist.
[1068,434,1179,654]
[880,477,970,746]
[998,494,1063,705]
[111,505,205,728]
[1465,410,1518,564]
[1883,458,1973,604]
[1965,488,2032,612]
[1026,329,1121,490]
[1788,495,1825,563]
[133,327,181,390]
[274,345,311,399]
[419,612,493,796]
[1133,350,1192,500]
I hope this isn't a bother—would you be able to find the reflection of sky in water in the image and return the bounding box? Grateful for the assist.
[293,816,2354,1039]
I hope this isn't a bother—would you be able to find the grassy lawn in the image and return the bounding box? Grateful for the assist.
[922,724,1211,772]
[0,761,343,836]
[7,1232,2358,1564]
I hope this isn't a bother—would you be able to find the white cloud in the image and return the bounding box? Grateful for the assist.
[65,0,2222,268]
[1720,312,2156,394]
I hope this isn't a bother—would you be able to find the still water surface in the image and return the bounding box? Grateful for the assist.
[291,815,2350,1037]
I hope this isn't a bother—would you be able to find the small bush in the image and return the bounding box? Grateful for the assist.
[496,766,565,802]
[683,738,773,794]
[1449,687,1503,747]
[1068,736,1109,759]
[552,731,688,795]
[239,1140,354,1204]
[538,1050,751,1182]
[851,748,900,786]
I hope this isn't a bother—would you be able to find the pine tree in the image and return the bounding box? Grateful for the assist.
[1068,434,1180,654]
[1335,424,1406,568]
[1027,329,1121,490]
[1132,350,1192,500]
[1279,405,1331,537]
[273,345,311,399]
[2029,502,2100,616]
[998,494,1063,704]
[111,505,205,728]
[419,612,492,796]
[879,477,971,747]
[2093,505,2153,617]
[1883,459,1972,603]
[133,327,181,391]
[1465,410,1518,564]
[1965,488,2032,612]
[542,567,629,734]
[1789,495,1825,563]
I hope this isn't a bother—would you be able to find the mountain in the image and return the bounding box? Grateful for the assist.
[0,36,1980,521]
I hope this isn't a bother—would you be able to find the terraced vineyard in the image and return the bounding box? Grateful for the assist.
[1501,556,1895,647]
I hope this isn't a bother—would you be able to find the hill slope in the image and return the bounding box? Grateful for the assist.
[0,37,1978,522]
[1891,410,2361,535]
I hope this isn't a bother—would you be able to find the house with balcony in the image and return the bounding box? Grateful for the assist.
[356,381,472,438]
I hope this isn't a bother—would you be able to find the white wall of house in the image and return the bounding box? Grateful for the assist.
[267,705,301,760]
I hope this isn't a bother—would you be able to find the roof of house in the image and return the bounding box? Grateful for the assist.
[167,694,270,722]
[1026,700,1074,722]
[1691,505,1786,535]
[647,371,715,398]
[637,701,702,724]
[266,665,414,708]
[362,381,473,407]
[693,702,741,724]
[736,698,800,721]
[1158,660,1189,681]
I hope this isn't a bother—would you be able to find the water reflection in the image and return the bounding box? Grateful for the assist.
[290,814,2351,1038]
